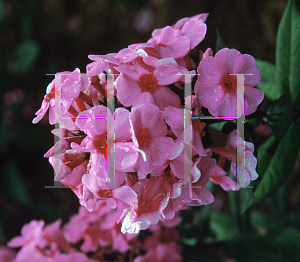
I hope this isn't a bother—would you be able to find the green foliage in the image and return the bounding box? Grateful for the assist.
[240,0,300,213]
[276,0,300,110]
[12,40,40,74]
[256,60,281,101]
[215,29,227,52]
[265,93,294,139]
[3,160,31,207]
[209,211,238,241]
[242,121,300,212]
[229,234,284,262]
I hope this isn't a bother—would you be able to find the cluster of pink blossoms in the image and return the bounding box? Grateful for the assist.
[2,201,183,261]
[31,13,263,236]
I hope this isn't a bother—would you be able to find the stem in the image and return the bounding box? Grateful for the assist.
[228,190,243,233]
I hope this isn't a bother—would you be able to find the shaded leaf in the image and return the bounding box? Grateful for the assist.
[209,211,238,241]
[243,121,300,212]
[276,227,300,261]
[265,94,294,139]
[256,60,281,101]
[12,39,39,74]
[215,29,227,52]
[276,0,300,110]
[3,160,31,207]
[257,135,277,176]
[229,233,284,262]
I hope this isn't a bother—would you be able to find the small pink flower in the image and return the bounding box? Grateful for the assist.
[134,243,182,262]
[147,26,190,58]
[0,246,16,262]
[33,69,85,125]
[120,176,170,234]
[195,48,263,118]
[115,58,183,111]
[209,165,240,191]
[8,220,45,261]
[129,103,175,176]
[164,96,206,156]
[226,129,258,187]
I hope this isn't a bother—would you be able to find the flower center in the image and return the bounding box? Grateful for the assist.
[139,73,158,93]
[92,132,107,156]
[137,127,151,149]
[220,74,237,94]
[96,189,113,198]
[192,118,201,131]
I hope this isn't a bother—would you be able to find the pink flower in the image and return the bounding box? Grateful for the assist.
[72,105,138,185]
[115,58,184,111]
[149,13,208,52]
[50,252,98,262]
[164,96,206,156]
[226,129,258,187]
[0,246,16,262]
[134,243,182,262]
[44,128,87,181]
[86,54,119,77]
[195,48,263,118]
[209,165,240,191]
[33,69,86,125]
[173,13,209,30]
[7,220,45,261]
[129,103,175,176]
[147,26,190,58]
[120,175,171,234]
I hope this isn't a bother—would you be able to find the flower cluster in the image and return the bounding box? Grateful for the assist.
[3,201,183,262]
[32,13,263,234]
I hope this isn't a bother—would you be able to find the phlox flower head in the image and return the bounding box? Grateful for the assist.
[195,48,263,119]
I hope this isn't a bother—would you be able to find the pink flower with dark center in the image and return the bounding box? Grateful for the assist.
[195,48,263,118]
[115,58,183,111]
[129,103,175,176]
[72,106,138,183]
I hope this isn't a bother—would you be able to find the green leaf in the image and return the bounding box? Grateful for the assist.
[251,210,281,235]
[265,93,294,139]
[12,39,39,74]
[209,211,238,241]
[257,135,277,176]
[276,0,300,110]
[276,227,300,261]
[215,29,227,52]
[4,160,31,207]
[243,121,300,211]
[229,234,284,262]
[256,60,281,101]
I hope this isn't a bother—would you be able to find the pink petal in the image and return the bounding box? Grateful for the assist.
[181,19,207,49]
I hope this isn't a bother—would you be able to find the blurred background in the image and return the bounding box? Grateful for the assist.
[1,0,300,259]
